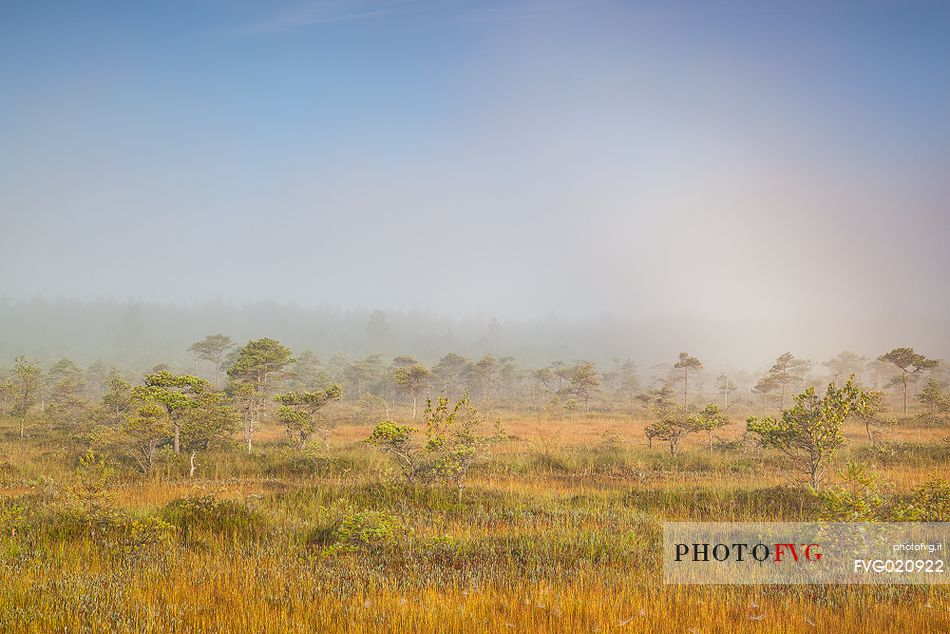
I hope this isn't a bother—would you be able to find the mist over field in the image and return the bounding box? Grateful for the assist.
[2,0,949,374]
[2,3,950,633]
[0,299,947,375]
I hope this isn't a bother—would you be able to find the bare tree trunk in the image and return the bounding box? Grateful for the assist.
[809,453,822,490]
[189,451,197,477]
[173,423,180,454]
[683,369,689,412]
[902,373,908,415]
[245,409,254,454]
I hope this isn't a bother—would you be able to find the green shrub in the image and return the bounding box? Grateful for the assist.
[117,515,176,557]
[308,503,399,554]
[818,462,887,521]
[162,489,268,544]
[893,478,950,521]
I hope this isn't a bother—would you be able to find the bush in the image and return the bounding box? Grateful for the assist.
[116,515,176,557]
[44,449,121,540]
[894,479,950,521]
[818,462,887,521]
[162,489,268,544]
[308,503,399,554]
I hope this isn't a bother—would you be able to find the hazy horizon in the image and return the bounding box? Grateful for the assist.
[0,297,946,379]
[3,1,949,356]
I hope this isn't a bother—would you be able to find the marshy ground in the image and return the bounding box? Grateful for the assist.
[0,414,947,633]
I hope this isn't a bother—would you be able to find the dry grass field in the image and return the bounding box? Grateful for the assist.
[0,412,947,633]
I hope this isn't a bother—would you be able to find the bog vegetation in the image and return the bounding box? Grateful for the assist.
[0,339,948,632]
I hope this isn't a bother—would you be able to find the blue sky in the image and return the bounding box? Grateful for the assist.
[1,1,949,326]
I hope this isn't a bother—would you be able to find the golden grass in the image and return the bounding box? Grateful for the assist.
[0,414,947,633]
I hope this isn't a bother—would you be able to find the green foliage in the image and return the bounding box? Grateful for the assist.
[353,391,388,422]
[644,404,700,456]
[854,389,894,446]
[693,403,730,450]
[100,375,133,424]
[341,354,388,399]
[121,401,172,475]
[424,395,499,500]
[275,385,343,449]
[673,352,702,372]
[5,356,42,438]
[879,347,939,414]
[284,350,329,391]
[226,338,294,452]
[260,449,362,478]
[392,363,430,418]
[879,347,939,374]
[753,352,812,408]
[918,378,950,423]
[119,515,176,557]
[433,353,470,398]
[162,489,268,544]
[189,334,234,382]
[47,449,120,539]
[673,352,702,410]
[367,420,423,481]
[818,462,887,521]
[226,338,294,383]
[600,359,640,409]
[134,370,208,412]
[540,395,575,420]
[310,503,399,554]
[178,389,239,476]
[747,377,868,490]
[44,358,91,434]
[893,479,950,522]
[565,361,600,412]
[644,412,697,456]
[819,464,950,523]
[366,396,500,499]
[590,428,627,471]
[637,384,677,418]
[131,370,209,457]
[181,390,239,450]
[824,351,868,382]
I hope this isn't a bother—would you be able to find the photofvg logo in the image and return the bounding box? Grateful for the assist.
[663,522,949,585]
[674,541,822,564]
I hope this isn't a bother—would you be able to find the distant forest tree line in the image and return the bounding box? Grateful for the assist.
[2,335,946,427]
[3,298,946,379]
[2,335,948,489]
